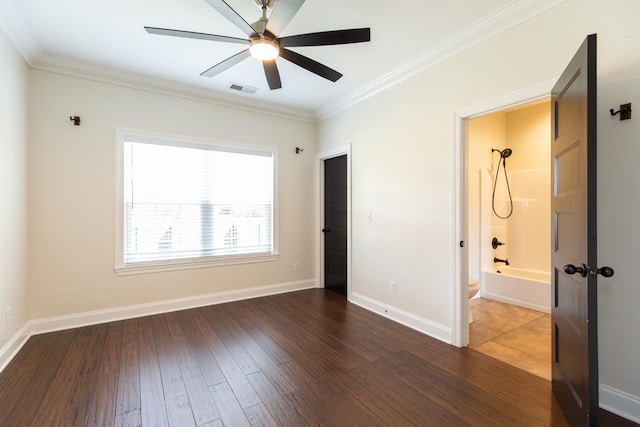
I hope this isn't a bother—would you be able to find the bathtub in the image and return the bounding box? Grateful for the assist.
[481,267,551,313]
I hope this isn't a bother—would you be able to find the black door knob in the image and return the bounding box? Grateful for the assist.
[563,263,588,277]
[591,266,615,277]
[322,228,331,233]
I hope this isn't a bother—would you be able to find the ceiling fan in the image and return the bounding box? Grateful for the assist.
[144,0,371,90]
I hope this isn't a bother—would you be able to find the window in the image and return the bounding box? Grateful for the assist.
[115,130,277,275]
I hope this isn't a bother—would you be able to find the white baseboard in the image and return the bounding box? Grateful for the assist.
[600,383,640,423]
[0,279,317,374]
[0,323,31,373]
[481,291,551,314]
[30,279,318,335]
[349,292,452,344]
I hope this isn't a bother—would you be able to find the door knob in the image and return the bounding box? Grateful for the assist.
[322,228,331,233]
[589,266,615,277]
[563,263,587,277]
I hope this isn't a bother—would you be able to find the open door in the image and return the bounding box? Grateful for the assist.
[551,34,614,426]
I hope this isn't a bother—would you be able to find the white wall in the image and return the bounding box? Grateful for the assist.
[597,79,640,419]
[318,0,640,419]
[0,28,29,356]
[26,70,317,320]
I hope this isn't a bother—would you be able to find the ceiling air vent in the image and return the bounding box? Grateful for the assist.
[228,83,258,94]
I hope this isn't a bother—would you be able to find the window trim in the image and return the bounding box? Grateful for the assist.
[114,128,279,276]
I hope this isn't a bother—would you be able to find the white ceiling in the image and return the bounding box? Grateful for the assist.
[1,0,563,120]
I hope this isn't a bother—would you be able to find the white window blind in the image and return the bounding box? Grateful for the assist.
[119,135,275,269]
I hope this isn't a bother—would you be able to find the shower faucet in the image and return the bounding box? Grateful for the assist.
[492,237,505,249]
[494,257,509,266]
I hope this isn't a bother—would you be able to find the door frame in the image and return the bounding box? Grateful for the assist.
[451,79,555,347]
[318,144,352,298]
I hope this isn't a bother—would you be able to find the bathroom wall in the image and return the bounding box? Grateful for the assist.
[467,113,505,282]
[502,102,551,272]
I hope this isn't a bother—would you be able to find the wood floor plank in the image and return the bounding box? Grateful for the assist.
[399,347,566,425]
[86,321,124,427]
[166,394,197,427]
[232,299,294,365]
[59,323,109,426]
[114,409,141,427]
[151,313,188,400]
[210,381,252,427]
[31,326,93,426]
[200,305,261,376]
[0,329,77,426]
[138,316,170,427]
[282,389,332,426]
[278,360,360,426]
[407,336,567,424]
[246,371,304,426]
[192,308,262,409]
[372,352,508,426]
[243,402,279,427]
[115,318,141,417]
[268,291,401,366]
[0,334,54,419]
[246,295,361,373]
[212,303,298,395]
[322,366,419,426]
[176,309,226,386]
[0,289,596,426]
[165,312,220,424]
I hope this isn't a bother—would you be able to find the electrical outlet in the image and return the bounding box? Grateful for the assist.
[293,262,300,272]
[389,281,397,294]
[5,307,11,325]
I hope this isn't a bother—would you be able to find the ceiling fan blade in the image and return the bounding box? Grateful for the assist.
[144,27,248,45]
[279,48,342,82]
[262,60,282,90]
[201,49,251,77]
[266,0,305,36]
[203,0,256,37]
[279,28,370,47]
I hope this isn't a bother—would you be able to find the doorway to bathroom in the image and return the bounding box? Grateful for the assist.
[465,98,552,380]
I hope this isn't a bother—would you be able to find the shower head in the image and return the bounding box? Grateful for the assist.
[492,148,513,159]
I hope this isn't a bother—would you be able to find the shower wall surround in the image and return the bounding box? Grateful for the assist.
[468,101,551,283]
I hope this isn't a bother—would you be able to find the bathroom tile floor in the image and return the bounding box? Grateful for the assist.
[469,297,551,380]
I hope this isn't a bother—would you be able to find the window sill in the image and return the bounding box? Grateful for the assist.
[115,253,279,276]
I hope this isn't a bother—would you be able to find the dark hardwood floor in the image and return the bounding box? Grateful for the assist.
[0,289,631,426]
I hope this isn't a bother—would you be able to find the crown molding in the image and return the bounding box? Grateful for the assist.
[0,0,40,63]
[316,0,566,122]
[32,54,317,123]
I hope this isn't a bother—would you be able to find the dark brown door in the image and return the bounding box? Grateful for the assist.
[551,34,602,426]
[323,155,347,296]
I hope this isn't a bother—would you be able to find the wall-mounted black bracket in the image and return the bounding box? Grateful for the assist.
[69,116,81,126]
[609,103,632,121]
[295,146,304,154]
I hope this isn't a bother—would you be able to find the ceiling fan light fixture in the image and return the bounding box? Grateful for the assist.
[249,38,279,61]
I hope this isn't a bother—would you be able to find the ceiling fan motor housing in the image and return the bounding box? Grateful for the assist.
[255,0,276,9]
